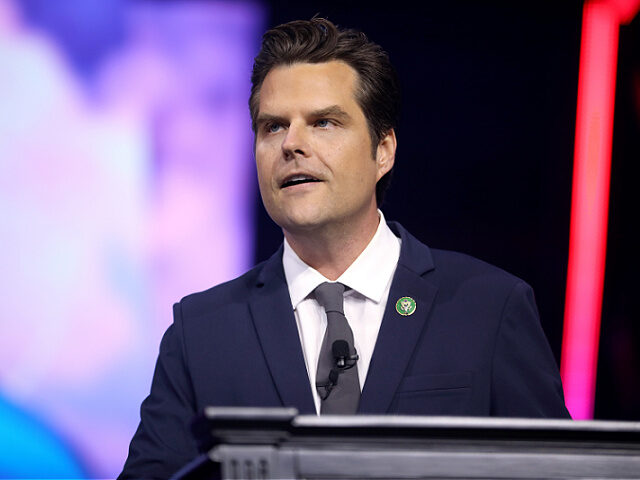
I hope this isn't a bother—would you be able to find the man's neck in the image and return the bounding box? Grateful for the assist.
[283,210,381,281]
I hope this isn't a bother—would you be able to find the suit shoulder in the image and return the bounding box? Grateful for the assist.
[175,259,268,318]
[392,222,526,291]
[429,248,527,291]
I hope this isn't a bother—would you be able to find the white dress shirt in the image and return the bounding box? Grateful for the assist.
[282,211,401,414]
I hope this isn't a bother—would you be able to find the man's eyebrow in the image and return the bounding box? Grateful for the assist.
[310,105,351,119]
[256,113,286,126]
[256,105,351,126]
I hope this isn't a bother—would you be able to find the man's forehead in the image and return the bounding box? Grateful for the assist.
[258,61,360,115]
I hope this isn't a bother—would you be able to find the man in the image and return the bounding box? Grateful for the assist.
[120,18,569,479]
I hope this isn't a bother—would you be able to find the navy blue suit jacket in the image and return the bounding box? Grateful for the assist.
[120,222,569,479]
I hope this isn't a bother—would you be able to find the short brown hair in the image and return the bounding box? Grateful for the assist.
[249,18,400,206]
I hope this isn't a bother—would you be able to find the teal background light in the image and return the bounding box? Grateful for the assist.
[0,396,85,478]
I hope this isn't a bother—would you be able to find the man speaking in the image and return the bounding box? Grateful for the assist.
[120,17,569,479]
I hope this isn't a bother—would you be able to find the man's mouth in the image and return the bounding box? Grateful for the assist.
[280,174,321,189]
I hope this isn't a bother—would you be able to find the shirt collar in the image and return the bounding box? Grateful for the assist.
[282,210,401,309]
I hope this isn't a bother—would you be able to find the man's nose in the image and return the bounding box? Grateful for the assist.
[281,123,309,159]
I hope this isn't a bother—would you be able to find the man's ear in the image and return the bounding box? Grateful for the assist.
[375,129,397,181]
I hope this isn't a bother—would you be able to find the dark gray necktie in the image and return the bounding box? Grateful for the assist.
[314,282,360,414]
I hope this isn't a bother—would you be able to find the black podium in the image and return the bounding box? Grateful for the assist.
[173,407,640,479]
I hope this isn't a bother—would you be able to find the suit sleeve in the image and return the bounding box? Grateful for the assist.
[118,302,199,480]
[490,281,571,418]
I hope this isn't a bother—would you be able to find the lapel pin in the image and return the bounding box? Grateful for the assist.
[395,297,416,316]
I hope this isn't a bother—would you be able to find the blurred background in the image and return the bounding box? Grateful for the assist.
[0,0,638,478]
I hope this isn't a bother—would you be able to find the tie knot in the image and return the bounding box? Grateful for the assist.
[314,282,345,314]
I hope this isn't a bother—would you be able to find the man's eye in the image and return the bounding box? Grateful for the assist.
[267,123,282,133]
[316,119,330,128]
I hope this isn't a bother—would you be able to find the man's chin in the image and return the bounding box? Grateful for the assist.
[277,213,330,236]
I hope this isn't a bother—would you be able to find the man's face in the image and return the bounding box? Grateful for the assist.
[254,61,394,237]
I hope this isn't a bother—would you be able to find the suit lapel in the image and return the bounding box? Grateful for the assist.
[248,247,316,414]
[359,223,439,414]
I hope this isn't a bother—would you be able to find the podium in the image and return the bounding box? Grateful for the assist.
[173,407,640,479]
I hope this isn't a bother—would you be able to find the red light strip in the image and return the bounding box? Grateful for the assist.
[561,0,639,419]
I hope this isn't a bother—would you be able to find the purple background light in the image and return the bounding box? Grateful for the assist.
[0,0,263,476]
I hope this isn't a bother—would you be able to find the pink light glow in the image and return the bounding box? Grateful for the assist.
[561,0,640,419]
[0,1,263,476]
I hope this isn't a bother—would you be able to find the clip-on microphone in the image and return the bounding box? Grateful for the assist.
[332,339,359,369]
[316,340,359,400]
